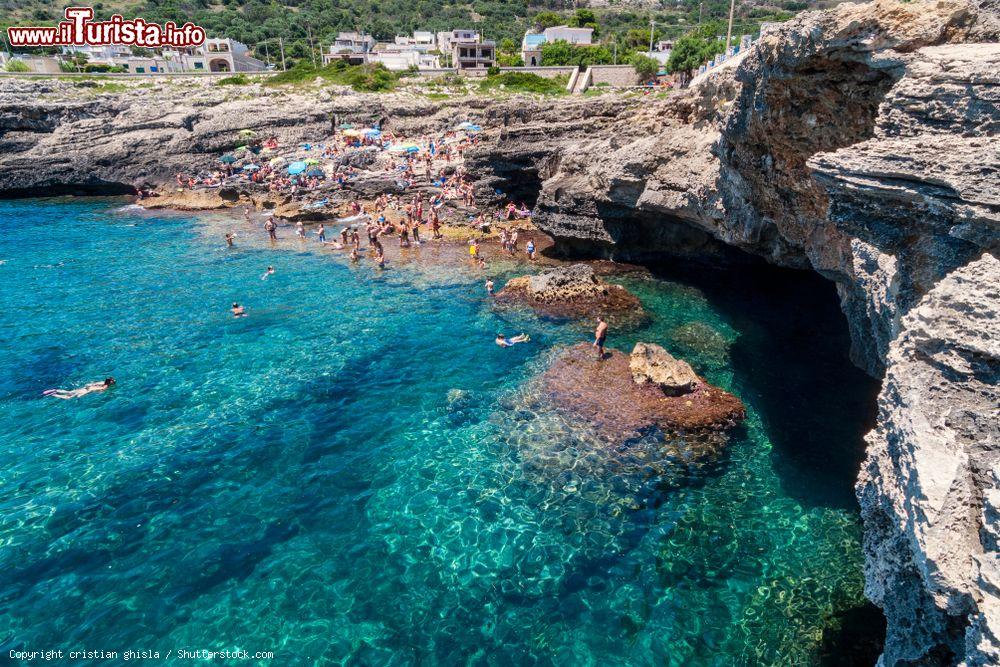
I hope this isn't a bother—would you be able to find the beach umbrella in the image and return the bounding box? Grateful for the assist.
[238,129,256,138]
[287,161,307,175]
[389,143,420,154]
[339,123,354,130]
[456,121,481,132]
[305,167,325,178]
[242,164,260,172]
[362,128,382,137]
[219,154,237,164]
[303,158,320,166]
[268,156,286,167]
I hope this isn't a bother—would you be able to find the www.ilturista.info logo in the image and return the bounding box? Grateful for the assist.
[6,7,206,48]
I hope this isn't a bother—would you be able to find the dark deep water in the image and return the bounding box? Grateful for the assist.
[1,198,884,665]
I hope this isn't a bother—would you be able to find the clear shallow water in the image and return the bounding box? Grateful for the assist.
[0,199,880,665]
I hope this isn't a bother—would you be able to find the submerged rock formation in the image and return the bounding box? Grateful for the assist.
[858,254,1000,666]
[542,342,745,442]
[494,264,646,326]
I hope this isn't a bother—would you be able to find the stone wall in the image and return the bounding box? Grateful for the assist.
[589,65,640,87]
[499,66,577,79]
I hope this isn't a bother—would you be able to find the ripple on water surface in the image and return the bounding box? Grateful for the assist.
[0,199,878,665]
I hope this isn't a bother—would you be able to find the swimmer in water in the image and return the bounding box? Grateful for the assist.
[225,233,235,247]
[43,377,115,400]
[232,302,246,317]
[350,247,359,263]
[261,266,275,280]
[495,333,530,347]
[485,279,495,296]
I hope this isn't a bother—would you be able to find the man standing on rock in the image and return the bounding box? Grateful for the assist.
[593,317,608,360]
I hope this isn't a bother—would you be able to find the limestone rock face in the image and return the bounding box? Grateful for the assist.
[629,342,700,396]
[857,253,1000,666]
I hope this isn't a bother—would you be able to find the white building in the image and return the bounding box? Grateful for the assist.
[521,33,546,67]
[61,44,132,63]
[367,41,442,70]
[395,31,435,50]
[160,38,265,73]
[542,26,593,45]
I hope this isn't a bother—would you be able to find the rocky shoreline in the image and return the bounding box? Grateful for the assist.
[1,0,998,663]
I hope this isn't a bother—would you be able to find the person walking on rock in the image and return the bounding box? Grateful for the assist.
[593,317,608,360]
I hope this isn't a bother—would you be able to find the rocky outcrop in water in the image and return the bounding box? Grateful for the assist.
[542,342,745,443]
[857,253,1000,666]
[494,264,647,326]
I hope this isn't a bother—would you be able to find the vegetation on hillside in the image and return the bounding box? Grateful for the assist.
[3,0,816,70]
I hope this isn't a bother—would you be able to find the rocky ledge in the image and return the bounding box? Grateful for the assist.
[541,342,745,446]
[494,264,646,327]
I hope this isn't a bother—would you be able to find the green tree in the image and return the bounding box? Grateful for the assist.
[540,40,614,67]
[667,33,721,85]
[533,11,563,30]
[569,8,599,38]
[630,53,659,83]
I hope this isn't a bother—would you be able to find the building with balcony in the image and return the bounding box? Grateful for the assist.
[452,40,495,70]
[323,32,376,66]
[437,29,480,54]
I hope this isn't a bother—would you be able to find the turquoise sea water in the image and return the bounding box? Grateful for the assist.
[0,198,880,665]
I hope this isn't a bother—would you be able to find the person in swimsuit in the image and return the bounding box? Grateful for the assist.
[264,217,277,241]
[495,333,530,347]
[593,317,608,359]
[485,279,495,296]
[526,239,535,261]
[44,377,115,400]
[261,266,275,280]
[232,302,246,317]
[225,233,235,247]
[316,223,326,243]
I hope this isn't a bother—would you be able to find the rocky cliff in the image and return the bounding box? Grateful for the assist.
[0,2,997,663]
[859,253,999,666]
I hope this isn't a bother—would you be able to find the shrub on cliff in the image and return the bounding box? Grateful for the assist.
[265,62,397,92]
[5,60,30,73]
[216,74,250,86]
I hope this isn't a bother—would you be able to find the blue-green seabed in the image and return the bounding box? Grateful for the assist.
[0,199,881,665]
